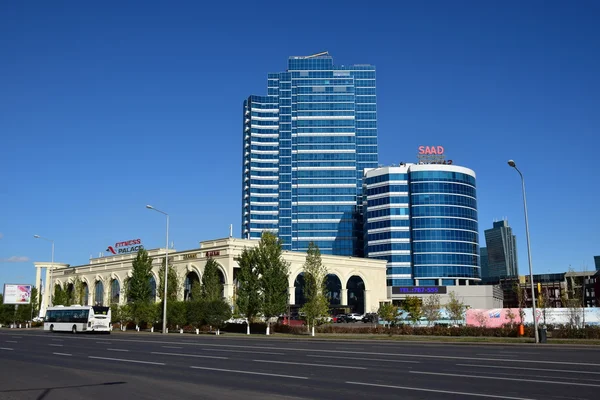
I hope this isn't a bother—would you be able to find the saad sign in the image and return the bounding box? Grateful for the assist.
[2,284,32,305]
[417,145,453,165]
[106,238,143,255]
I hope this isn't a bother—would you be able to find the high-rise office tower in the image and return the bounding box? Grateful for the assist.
[364,164,481,287]
[483,220,518,279]
[242,52,377,256]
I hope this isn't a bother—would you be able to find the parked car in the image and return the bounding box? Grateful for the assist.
[346,313,364,322]
[335,314,348,323]
[362,313,378,323]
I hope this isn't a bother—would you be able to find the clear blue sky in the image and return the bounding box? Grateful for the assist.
[1,1,599,289]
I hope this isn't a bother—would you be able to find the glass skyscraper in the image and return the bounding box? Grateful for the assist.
[364,164,481,287]
[483,220,518,279]
[242,52,377,256]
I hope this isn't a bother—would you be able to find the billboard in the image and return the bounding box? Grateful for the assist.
[2,284,32,305]
[466,308,600,327]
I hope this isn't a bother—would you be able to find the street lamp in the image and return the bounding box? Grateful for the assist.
[146,205,169,334]
[34,235,54,307]
[507,160,540,343]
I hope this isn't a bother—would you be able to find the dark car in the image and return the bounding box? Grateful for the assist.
[334,314,348,323]
[362,313,378,323]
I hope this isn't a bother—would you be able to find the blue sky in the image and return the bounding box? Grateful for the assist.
[1,1,599,289]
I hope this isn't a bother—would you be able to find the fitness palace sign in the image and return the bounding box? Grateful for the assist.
[106,238,143,255]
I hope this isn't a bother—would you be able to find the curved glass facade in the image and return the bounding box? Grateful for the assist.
[364,165,481,288]
[410,169,480,283]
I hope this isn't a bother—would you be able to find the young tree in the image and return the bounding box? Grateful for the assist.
[506,308,516,327]
[128,249,154,303]
[446,291,466,326]
[401,296,423,325]
[52,284,68,306]
[474,311,488,327]
[202,258,223,302]
[235,246,262,334]
[158,257,180,303]
[256,232,290,335]
[300,242,329,336]
[187,300,205,332]
[514,282,526,325]
[422,294,442,326]
[204,300,232,335]
[377,302,398,328]
[168,301,188,331]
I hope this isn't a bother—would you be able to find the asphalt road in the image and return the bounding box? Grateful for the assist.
[0,329,599,400]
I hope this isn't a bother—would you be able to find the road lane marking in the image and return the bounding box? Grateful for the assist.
[307,354,419,364]
[151,351,228,360]
[456,364,600,376]
[201,348,285,355]
[253,359,366,370]
[410,371,600,388]
[96,341,111,344]
[346,381,535,400]
[190,366,308,380]
[5,340,18,343]
[11,336,22,339]
[53,352,72,356]
[0,347,13,351]
[88,356,165,365]
[51,339,63,341]
[162,346,183,349]
[107,348,129,352]
[49,344,63,347]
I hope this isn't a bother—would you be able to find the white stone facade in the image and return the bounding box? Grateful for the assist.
[35,237,389,316]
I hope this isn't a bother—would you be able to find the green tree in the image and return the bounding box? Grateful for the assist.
[52,284,68,306]
[377,302,398,328]
[256,232,290,335]
[158,256,180,303]
[204,300,232,335]
[235,246,262,334]
[422,294,442,326]
[187,300,205,331]
[446,291,466,326]
[300,242,329,335]
[401,296,423,325]
[202,258,223,302]
[128,248,154,303]
[167,301,188,331]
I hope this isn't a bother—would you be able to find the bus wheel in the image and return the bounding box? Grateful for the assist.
[72,325,77,334]
[50,325,54,332]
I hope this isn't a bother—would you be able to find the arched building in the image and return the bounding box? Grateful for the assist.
[35,237,387,317]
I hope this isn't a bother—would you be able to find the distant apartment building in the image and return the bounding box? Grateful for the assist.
[594,255,600,271]
[482,220,518,280]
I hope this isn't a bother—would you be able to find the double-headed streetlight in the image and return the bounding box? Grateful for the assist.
[34,235,54,307]
[507,160,540,343]
[146,205,169,334]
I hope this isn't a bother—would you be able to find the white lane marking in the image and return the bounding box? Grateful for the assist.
[96,341,111,344]
[201,348,284,355]
[5,340,18,343]
[162,346,183,349]
[457,363,600,376]
[151,351,228,360]
[190,366,308,380]
[477,353,540,357]
[51,339,63,341]
[88,356,165,366]
[48,344,63,347]
[308,354,419,364]
[346,381,535,400]
[53,352,72,356]
[11,336,22,339]
[253,359,366,370]
[410,371,600,388]
[0,347,13,351]
[107,348,129,352]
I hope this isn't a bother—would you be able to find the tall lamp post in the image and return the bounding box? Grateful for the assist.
[507,160,540,343]
[146,205,169,334]
[34,235,55,308]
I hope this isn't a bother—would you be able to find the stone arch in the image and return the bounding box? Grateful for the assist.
[80,277,90,306]
[184,268,201,301]
[294,272,306,306]
[346,275,366,314]
[94,280,105,306]
[325,274,343,306]
[110,276,121,305]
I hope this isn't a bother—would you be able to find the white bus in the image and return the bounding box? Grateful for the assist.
[44,305,112,334]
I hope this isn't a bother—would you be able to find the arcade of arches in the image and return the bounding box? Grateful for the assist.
[35,238,388,315]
